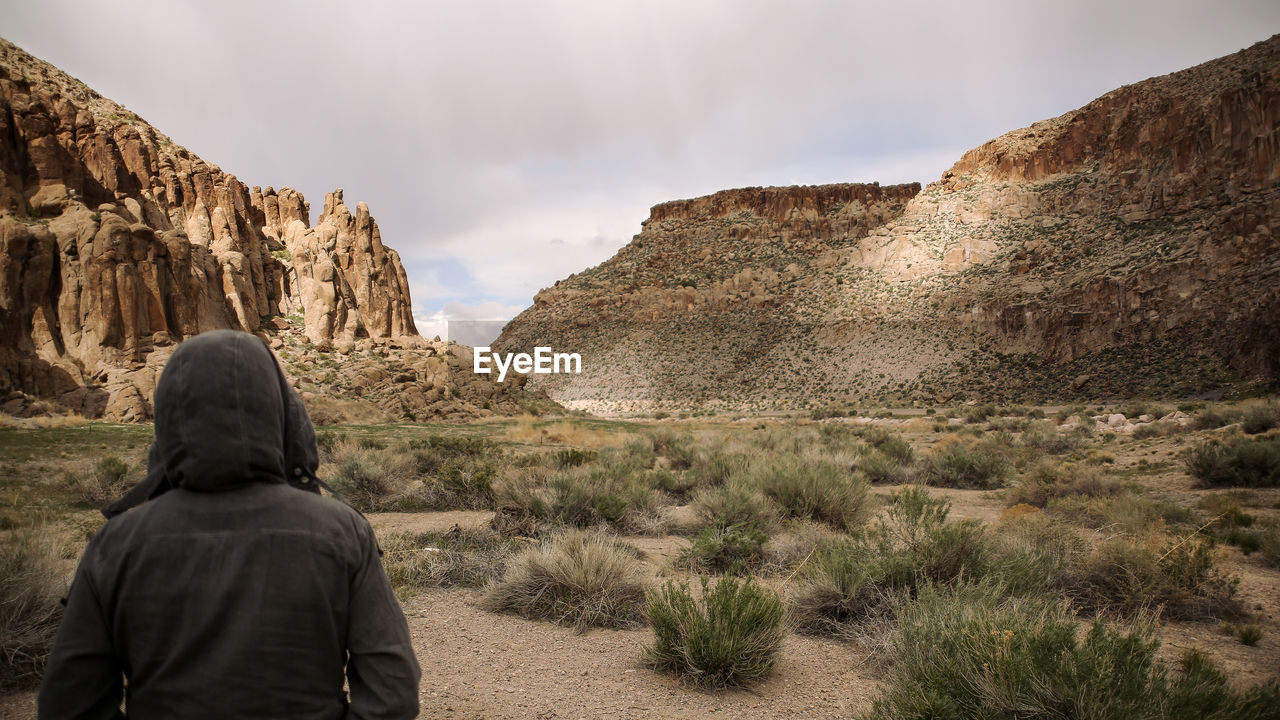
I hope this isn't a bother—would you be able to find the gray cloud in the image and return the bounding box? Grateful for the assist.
[5,0,1278,322]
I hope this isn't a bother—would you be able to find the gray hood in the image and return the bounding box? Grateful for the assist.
[155,329,286,491]
[104,330,321,515]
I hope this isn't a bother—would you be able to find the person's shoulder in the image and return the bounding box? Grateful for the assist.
[282,485,376,535]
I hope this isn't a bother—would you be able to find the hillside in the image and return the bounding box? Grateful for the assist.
[0,38,549,421]
[496,35,1280,414]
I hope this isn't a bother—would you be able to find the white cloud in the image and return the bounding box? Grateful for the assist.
[5,0,1279,320]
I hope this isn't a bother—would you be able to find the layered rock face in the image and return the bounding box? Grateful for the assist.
[0,38,494,421]
[498,35,1280,413]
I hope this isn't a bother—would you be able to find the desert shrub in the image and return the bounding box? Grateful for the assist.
[865,583,1278,720]
[685,451,748,487]
[677,523,768,575]
[325,439,415,512]
[962,403,997,424]
[790,487,987,635]
[1119,400,1168,420]
[1217,526,1265,555]
[315,429,339,453]
[850,425,892,444]
[614,438,657,472]
[1240,403,1279,434]
[986,513,1086,597]
[493,464,666,534]
[1066,533,1242,621]
[381,527,520,591]
[1021,420,1084,455]
[0,528,67,690]
[1164,649,1280,718]
[411,434,495,459]
[1192,406,1242,430]
[910,520,987,586]
[987,416,1030,433]
[858,450,915,485]
[878,435,915,463]
[1046,494,1180,534]
[490,476,549,536]
[789,541,893,635]
[649,429,698,469]
[331,456,393,511]
[400,455,498,511]
[1184,435,1280,488]
[1133,420,1186,440]
[758,521,841,576]
[65,455,133,506]
[755,459,874,532]
[644,576,785,688]
[553,447,597,468]
[817,422,859,448]
[877,485,954,546]
[851,427,914,462]
[1055,404,1088,422]
[1199,494,1256,528]
[1153,501,1199,527]
[922,440,1013,489]
[875,487,988,588]
[648,469,698,500]
[480,529,646,630]
[1235,624,1263,646]
[690,482,777,531]
[810,406,847,420]
[544,468,664,532]
[1006,463,1126,508]
[1259,526,1280,569]
[1133,424,1159,440]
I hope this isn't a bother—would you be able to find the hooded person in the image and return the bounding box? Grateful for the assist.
[37,330,421,720]
[99,334,327,517]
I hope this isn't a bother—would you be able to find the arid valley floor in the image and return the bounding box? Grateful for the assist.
[3,401,1279,718]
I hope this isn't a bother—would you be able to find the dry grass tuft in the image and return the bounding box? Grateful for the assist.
[480,529,647,630]
[323,438,416,511]
[0,527,68,690]
[62,455,135,507]
[645,576,786,688]
[381,527,522,592]
[503,420,631,448]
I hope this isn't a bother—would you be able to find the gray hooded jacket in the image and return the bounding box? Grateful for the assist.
[37,330,421,720]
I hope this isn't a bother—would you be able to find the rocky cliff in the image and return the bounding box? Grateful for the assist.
[0,38,545,421]
[497,35,1280,413]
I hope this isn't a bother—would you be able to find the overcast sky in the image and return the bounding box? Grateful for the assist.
[5,1,1278,338]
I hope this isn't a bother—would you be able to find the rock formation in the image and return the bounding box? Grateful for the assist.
[0,37,542,421]
[497,35,1280,413]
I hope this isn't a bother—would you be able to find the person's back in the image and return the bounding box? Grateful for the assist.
[37,330,420,720]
